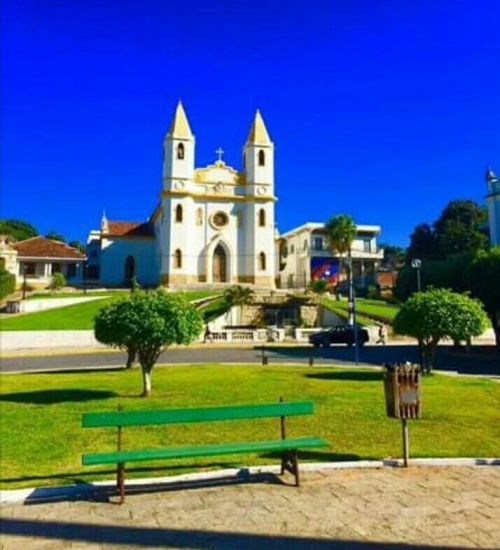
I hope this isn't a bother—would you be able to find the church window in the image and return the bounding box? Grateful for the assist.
[290,244,295,253]
[303,239,308,251]
[196,208,203,226]
[258,252,266,271]
[124,255,135,284]
[177,143,184,160]
[242,154,246,169]
[174,249,182,268]
[258,149,265,166]
[237,210,243,227]
[175,204,183,223]
[258,208,266,227]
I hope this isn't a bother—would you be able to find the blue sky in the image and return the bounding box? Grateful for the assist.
[2,0,499,246]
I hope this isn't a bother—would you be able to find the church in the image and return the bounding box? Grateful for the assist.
[86,102,278,288]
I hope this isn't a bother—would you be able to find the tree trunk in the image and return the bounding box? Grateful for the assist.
[125,345,136,369]
[141,366,152,397]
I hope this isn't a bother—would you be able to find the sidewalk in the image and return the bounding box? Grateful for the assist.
[1,464,499,549]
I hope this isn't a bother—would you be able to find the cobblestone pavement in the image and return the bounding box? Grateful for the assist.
[1,465,499,549]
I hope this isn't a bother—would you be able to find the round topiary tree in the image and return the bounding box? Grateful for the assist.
[393,288,489,373]
[94,289,204,396]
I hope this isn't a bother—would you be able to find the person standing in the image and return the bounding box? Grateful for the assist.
[377,324,387,345]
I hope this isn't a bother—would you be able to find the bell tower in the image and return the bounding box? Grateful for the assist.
[162,101,195,191]
[486,167,500,246]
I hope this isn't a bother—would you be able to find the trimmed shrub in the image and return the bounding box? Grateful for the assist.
[0,268,16,300]
[50,272,66,292]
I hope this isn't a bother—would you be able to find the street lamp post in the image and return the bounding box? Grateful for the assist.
[346,248,359,365]
[22,264,28,300]
[83,264,88,295]
[411,259,422,292]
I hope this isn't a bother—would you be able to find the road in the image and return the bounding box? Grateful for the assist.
[1,343,498,376]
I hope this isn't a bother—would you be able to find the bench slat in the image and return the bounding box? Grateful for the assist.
[82,402,315,428]
[82,436,328,466]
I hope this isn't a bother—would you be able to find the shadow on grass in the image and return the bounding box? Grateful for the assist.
[0,389,118,404]
[26,366,127,375]
[305,371,382,382]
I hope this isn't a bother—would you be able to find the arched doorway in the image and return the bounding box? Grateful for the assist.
[124,255,135,285]
[212,245,227,283]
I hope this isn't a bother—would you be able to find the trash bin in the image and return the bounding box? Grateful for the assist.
[383,362,421,419]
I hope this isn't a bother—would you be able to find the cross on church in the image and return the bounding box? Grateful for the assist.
[215,147,224,162]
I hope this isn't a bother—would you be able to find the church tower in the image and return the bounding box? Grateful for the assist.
[486,167,500,246]
[242,110,276,287]
[162,101,195,191]
[159,101,196,285]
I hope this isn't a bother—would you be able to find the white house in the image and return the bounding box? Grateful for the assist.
[0,235,85,289]
[277,223,383,290]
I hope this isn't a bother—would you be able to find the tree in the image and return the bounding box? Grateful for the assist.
[394,252,474,302]
[470,247,500,348]
[0,219,38,242]
[324,214,357,295]
[308,279,329,295]
[50,272,66,292]
[45,231,66,242]
[94,290,204,396]
[433,200,488,257]
[379,243,406,268]
[407,223,437,261]
[223,285,255,308]
[69,240,86,254]
[393,288,489,373]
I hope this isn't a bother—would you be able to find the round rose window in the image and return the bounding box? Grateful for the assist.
[211,211,229,229]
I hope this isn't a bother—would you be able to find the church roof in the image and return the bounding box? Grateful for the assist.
[105,221,155,237]
[246,110,272,145]
[13,237,85,259]
[167,101,193,138]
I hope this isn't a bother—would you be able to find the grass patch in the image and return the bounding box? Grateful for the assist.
[321,298,374,326]
[322,297,399,325]
[1,365,498,489]
[1,291,222,331]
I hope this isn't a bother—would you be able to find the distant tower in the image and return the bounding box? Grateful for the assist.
[485,167,500,246]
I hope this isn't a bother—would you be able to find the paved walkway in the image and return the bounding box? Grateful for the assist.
[1,465,499,549]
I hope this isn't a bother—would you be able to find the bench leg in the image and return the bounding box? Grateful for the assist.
[117,463,125,504]
[281,450,300,487]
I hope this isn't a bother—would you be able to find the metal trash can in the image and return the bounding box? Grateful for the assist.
[383,362,421,419]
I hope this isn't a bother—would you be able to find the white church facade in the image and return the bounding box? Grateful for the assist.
[87,102,277,288]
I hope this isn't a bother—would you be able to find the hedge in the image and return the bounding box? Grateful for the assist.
[0,269,16,300]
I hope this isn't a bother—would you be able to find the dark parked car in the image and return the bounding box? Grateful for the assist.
[308,325,369,347]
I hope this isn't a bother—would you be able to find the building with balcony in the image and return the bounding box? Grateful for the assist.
[276,222,383,290]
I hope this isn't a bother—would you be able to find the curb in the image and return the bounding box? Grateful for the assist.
[1,457,498,505]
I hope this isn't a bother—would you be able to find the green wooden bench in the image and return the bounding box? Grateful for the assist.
[82,400,329,503]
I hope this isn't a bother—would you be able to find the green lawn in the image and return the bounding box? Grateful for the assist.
[321,298,375,326]
[1,364,498,490]
[0,290,222,331]
[323,297,399,325]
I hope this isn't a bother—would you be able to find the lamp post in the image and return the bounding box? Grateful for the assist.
[22,264,28,300]
[83,264,88,295]
[346,249,359,365]
[411,259,422,292]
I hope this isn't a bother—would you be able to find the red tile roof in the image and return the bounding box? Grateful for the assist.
[13,237,85,260]
[106,221,154,237]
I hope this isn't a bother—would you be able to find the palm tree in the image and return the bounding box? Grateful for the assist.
[324,214,357,319]
[223,285,256,326]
